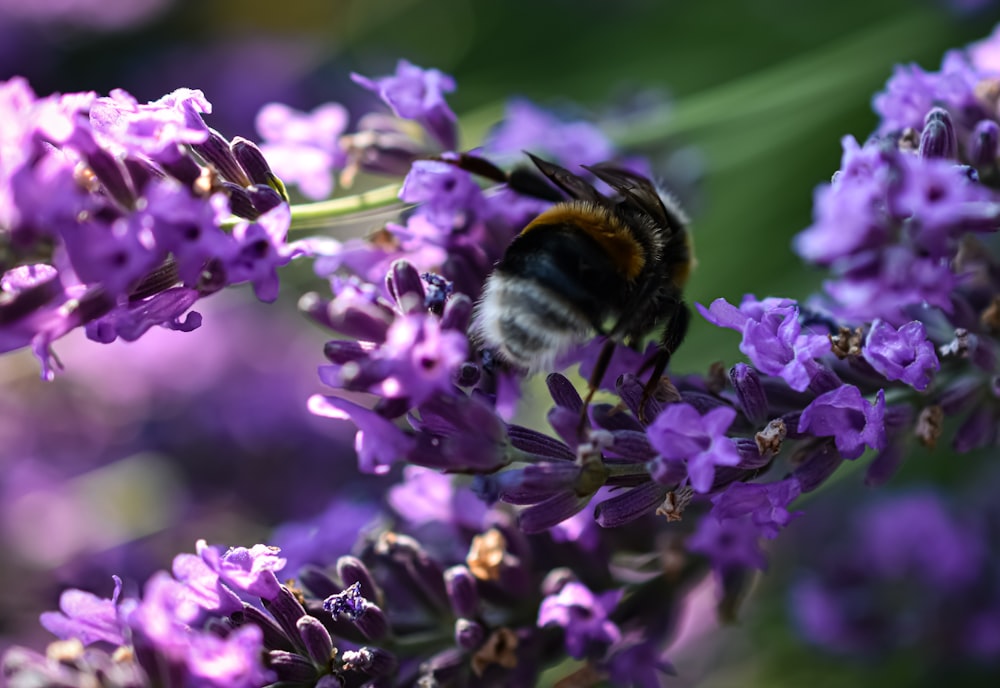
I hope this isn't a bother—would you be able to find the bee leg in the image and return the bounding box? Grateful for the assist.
[638,302,691,423]
[578,338,617,433]
[638,349,671,424]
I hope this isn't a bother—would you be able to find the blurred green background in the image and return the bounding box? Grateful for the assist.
[2,0,998,685]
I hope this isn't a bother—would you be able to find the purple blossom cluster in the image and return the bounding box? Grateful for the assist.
[0,79,297,379]
[5,21,1000,686]
[4,469,701,687]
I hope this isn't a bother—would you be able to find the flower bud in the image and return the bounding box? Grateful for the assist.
[192,128,250,186]
[336,556,380,603]
[261,585,307,650]
[267,650,317,684]
[233,603,295,653]
[594,481,669,527]
[340,647,397,680]
[970,119,1000,167]
[231,137,275,186]
[386,260,425,314]
[730,363,768,427]
[454,619,485,650]
[919,107,956,159]
[790,439,843,493]
[444,566,479,618]
[297,615,334,667]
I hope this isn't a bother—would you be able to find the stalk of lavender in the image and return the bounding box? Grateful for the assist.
[4,19,1000,687]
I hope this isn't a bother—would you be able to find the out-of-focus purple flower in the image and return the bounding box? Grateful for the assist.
[821,247,958,326]
[186,624,275,688]
[788,484,996,662]
[308,394,416,475]
[129,571,202,649]
[968,119,1000,167]
[89,87,212,159]
[351,60,457,150]
[873,50,982,135]
[698,296,829,392]
[256,101,349,201]
[0,0,172,30]
[799,385,886,460]
[170,555,239,620]
[387,466,488,531]
[862,319,940,390]
[485,98,615,170]
[969,22,1000,72]
[646,403,741,493]
[537,581,622,660]
[39,576,126,646]
[688,515,768,573]
[399,160,486,230]
[861,492,983,586]
[270,499,380,575]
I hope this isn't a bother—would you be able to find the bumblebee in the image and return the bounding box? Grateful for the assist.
[461,153,693,413]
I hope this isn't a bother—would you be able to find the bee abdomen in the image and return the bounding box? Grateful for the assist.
[475,272,592,373]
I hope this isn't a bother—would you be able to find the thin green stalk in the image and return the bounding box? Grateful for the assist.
[288,182,405,232]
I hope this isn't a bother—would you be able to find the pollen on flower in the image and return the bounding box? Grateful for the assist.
[46,639,85,662]
[980,295,1000,333]
[656,487,694,522]
[829,326,863,359]
[111,646,134,663]
[471,627,518,677]
[466,528,507,581]
[915,405,945,448]
[755,418,787,456]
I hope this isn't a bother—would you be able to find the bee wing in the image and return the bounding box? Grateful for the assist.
[525,152,606,205]
[582,162,674,229]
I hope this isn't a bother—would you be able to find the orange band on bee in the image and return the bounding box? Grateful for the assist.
[521,203,646,280]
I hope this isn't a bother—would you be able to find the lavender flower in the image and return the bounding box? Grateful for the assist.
[351,60,458,151]
[697,296,829,391]
[646,403,742,493]
[862,319,940,390]
[0,79,298,378]
[537,580,622,660]
[255,101,349,200]
[484,98,615,170]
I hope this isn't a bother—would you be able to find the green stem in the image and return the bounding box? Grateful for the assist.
[603,462,653,480]
[286,182,405,233]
